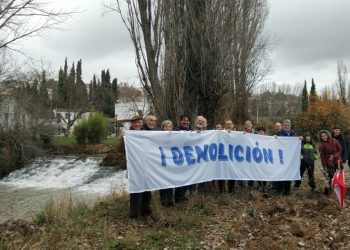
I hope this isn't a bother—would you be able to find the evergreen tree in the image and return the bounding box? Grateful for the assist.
[101,70,106,87]
[301,80,308,112]
[57,67,67,108]
[309,78,317,104]
[112,77,118,101]
[105,69,111,86]
[76,59,83,85]
[63,57,68,79]
[67,62,76,108]
[89,74,97,101]
[75,59,88,107]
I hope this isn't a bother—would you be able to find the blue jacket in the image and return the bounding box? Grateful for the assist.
[277,129,296,137]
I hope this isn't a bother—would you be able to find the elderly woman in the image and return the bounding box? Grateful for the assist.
[159,120,175,207]
[115,115,152,218]
[319,130,342,195]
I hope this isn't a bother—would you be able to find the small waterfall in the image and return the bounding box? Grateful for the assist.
[0,157,128,194]
[0,157,128,223]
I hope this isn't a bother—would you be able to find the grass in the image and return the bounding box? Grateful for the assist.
[52,136,77,146]
[2,164,350,249]
[52,136,118,146]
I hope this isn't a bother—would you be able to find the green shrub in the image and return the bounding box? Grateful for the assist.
[73,118,89,145]
[87,112,108,144]
[73,112,108,145]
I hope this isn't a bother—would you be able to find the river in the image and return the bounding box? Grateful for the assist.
[0,157,127,223]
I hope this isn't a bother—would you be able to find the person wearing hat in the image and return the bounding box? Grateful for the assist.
[115,115,153,219]
[294,132,317,191]
[332,125,348,168]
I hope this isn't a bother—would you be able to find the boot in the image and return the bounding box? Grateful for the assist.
[324,187,330,196]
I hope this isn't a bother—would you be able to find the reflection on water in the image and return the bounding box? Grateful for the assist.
[0,157,127,223]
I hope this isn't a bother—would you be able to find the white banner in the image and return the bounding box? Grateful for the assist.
[125,130,301,193]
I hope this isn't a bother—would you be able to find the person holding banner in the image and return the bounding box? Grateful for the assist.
[159,120,175,207]
[143,115,158,130]
[244,119,256,190]
[222,119,237,193]
[174,114,192,203]
[116,115,153,219]
[195,115,208,193]
[256,126,268,193]
[276,119,297,195]
[319,130,342,195]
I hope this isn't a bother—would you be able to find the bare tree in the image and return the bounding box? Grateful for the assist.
[336,60,348,104]
[106,0,271,126]
[0,0,73,51]
[0,0,74,82]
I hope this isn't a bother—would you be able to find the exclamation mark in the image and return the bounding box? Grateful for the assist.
[159,147,167,167]
[278,149,284,165]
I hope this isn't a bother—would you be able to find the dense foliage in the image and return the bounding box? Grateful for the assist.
[73,112,108,144]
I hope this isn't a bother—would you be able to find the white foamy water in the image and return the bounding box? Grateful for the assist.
[0,157,128,223]
[0,157,127,194]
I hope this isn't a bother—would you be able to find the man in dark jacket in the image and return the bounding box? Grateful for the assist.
[174,114,192,203]
[347,134,350,167]
[276,119,297,195]
[332,125,348,167]
[116,115,152,219]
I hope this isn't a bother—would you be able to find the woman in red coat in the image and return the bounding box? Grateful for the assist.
[319,130,342,195]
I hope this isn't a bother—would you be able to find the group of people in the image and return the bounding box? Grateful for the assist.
[116,114,350,219]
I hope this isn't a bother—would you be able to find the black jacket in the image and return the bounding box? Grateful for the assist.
[332,133,348,163]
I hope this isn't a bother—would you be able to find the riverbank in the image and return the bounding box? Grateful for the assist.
[2,159,350,249]
[1,177,350,249]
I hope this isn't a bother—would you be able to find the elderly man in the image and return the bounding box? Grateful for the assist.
[195,115,206,131]
[276,119,297,195]
[194,115,207,193]
[274,122,282,135]
[116,115,152,219]
[143,115,157,130]
[217,120,236,193]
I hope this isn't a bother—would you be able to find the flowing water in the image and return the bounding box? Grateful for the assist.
[0,157,127,223]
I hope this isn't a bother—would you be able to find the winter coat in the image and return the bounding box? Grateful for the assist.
[319,137,342,168]
[332,132,348,163]
[301,141,317,165]
[277,129,296,137]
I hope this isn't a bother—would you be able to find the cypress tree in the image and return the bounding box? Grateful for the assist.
[67,62,76,108]
[57,67,67,108]
[112,77,118,101]
[75,59,88,107]
[309,78,317,104]
[301,80,308,112]
[76,59,83,85]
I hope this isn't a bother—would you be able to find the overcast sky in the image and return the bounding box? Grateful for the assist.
[19,0,350,91]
